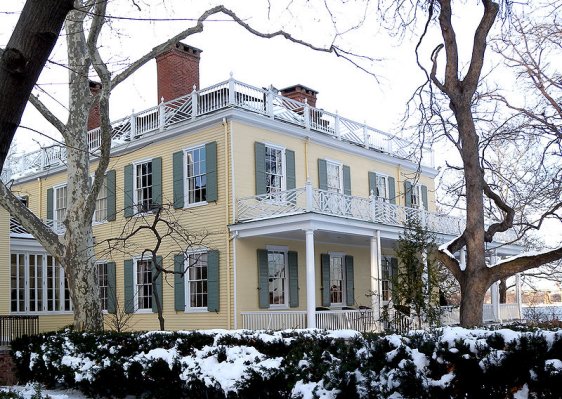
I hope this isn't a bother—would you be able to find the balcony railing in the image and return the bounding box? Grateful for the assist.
[236,184,518,242]
[9,218,65,237]
[2,76,433,182]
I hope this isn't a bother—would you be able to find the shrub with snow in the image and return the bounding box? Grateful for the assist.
[10,327,562,398]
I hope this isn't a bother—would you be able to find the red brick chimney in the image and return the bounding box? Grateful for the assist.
[280,84,318,108]
[87,80,102,130]
[156,42,202,103]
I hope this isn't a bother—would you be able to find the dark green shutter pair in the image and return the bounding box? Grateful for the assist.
[47,172,117,221]
[123,256,163,314]
[321,254,355,307]
[124,157,162,217]
[404,181,428,210]
[368,172,396,204]
[173,250,220,312]
[318,159,351,194]
[257,249,299,308]
[254,142,296,195]
[173,142,218,208]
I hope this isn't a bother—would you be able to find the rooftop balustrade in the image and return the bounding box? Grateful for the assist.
[2,76,433,182]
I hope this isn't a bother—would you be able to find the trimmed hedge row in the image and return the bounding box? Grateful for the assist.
[10,327,562,398]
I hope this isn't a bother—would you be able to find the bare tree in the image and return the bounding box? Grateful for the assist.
[0,0,74,173]
[377,0,562,326]
[98,204,209,331]
[1,2,372,331]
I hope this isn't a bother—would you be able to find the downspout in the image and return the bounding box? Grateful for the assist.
[223,117,231,330]
[229,119,238,328]
[304,137,310,181]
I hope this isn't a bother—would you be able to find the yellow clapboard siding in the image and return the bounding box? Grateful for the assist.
[0,208,10,313]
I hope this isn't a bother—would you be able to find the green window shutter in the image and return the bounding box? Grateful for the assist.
[421,185,428,211]
[46,188,54,220]
[152,157,162,208]
[368,172,377,196]
[343,165,351,195]
[172,151,184,209]
[124,165,133,217]
[286,149,296,190]
[207,250,220,312]
[404,181,412,208]
[107,262,116,314]
[388,177,396,204]
[174,254,185,311]
[255,142,266,195]
[318,159,328,190]
[288,251,299,308]
[390,257,398,296]
[151,256,163,313]
[124,259,134,313]
[206,141,218,202]
[345,255,355,306]
[106,170,116,221]
[257,249,269,309]
[321,253,331,307]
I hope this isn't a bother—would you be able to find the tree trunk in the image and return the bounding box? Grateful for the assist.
[459,275,490,327]
[0,0,74,172]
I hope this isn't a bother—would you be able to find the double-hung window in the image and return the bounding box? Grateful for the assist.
[382,256,398,302]
[186,252,208,309]
[326,161,342,193]
[53,185,67,231]
[376,175,389,202]
[268,246,288,307]
[185,146,207,205]
[134,258,153,311]
[134,160,153,213]
[97,262,108,312]
[329,254,345,305]
[265,145,285,194]
[94,176,108,223]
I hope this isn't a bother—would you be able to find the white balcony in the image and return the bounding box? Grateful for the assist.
[2,76,433,183]
[236,184,518,242]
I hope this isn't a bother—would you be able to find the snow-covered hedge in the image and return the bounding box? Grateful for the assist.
[10,327,562,398]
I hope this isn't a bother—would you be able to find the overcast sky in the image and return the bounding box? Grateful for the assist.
[1,0,560,254]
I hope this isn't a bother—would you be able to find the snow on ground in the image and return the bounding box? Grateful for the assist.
[1,384,88,399]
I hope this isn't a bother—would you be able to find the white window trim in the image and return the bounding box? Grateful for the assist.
[132,255,153,313]
[183,144,208,208]
[96,260,109,314]
[373,172,390,202]
[266,245,289,309]
[91,174,108,225]
[325,159,343,193]
[52,183,67,230]
[132,158,154,216]
[184,249,209,312]
[10,252,72,314]
[328,252,346,308]
[264,143,287,194]
[410,183,424,209]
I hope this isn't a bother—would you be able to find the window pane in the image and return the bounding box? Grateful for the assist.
[186,253,208,308]
[265,146,284,194]
[136,260,152,310]
[186,147,207,204]
[330,256,344,304]
[135,162,153,213]
[268,251,286,305]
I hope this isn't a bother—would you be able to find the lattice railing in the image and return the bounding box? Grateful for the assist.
[237,185,518,243]
[6,76,433,181]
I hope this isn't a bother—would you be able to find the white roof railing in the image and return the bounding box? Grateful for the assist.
[2,76,434,182]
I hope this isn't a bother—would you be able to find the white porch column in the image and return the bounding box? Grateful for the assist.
[370,234,380,321]
[516,273,522,319]
[305,229,316,328]
[490,250,500,322]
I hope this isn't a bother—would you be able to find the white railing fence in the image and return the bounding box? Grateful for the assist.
[6,76,433,181]
[241,309,377,332]
[237,184,518,242]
